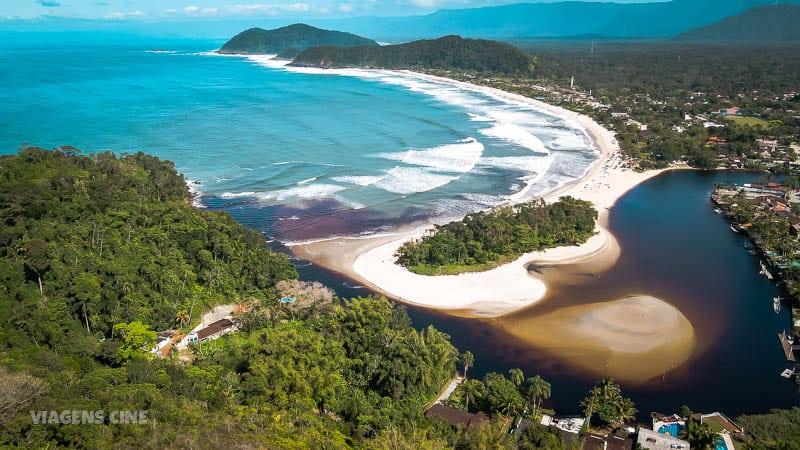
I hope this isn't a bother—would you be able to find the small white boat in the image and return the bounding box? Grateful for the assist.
[781,368,796,379]
[714,208,722,214]
[774,297,781,314]
[730,224,740,233]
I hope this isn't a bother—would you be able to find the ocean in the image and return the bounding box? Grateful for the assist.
[0,40,597,242]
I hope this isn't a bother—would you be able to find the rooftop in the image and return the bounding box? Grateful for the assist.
[637,428,690,450]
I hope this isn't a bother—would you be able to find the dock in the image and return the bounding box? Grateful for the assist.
[779,333,797,362]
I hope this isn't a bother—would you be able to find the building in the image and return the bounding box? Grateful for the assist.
[583,433,634,450]
[637,428,690,450]
[189,318,235,343]
[424,404,489,431]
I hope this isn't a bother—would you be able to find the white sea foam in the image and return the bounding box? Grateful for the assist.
[220,191,256,199]
[297,176,319,185]
[245,55,291,69]
[373,166,458,194]
[332,175,385,186]
[480,123,549,154]
[479,156,552,175]
[255,184,346,202]
[377,138,484,173]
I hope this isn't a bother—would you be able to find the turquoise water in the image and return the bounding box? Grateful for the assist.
[657,423,684,436]
[0,40,597,242]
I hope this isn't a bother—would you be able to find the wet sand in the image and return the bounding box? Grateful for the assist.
[498,296,695,383]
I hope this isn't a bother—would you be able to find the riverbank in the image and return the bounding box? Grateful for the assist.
[290,70,673,317]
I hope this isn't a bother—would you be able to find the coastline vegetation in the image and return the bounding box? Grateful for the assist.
[396,197,597,275]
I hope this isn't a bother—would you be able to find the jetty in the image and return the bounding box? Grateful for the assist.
[778,333,797,362]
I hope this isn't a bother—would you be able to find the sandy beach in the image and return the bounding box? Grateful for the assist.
[291,71,670,316]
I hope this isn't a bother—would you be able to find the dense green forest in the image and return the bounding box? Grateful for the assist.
[396,197,597,274]
[0,148,463,448]
[291,35,536,76]
[218,23,378,57]
[737,407,800,449]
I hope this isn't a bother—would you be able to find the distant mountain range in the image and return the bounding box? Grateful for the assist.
[676,4,800,42]
[218,23,378,57]
[291,35,535,75]
[318,0,800,41]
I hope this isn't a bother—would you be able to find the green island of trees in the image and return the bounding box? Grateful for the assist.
[396,197,597,275]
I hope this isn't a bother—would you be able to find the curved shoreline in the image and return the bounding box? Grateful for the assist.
[290,70,672,317]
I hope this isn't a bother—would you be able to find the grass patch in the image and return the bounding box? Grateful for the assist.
[703,417,726,433]
[407,256,516,276]
[724,116,771,128]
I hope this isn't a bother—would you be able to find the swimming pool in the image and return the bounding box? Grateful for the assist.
[657,423,685,436]
[715,437,727,450]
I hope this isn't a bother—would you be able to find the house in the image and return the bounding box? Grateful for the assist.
[583,432,634,450]
[636,428,690,450]
[424,404,488,431]
[188,318,235,343]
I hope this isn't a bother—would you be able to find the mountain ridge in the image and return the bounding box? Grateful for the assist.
[675,4,800,42]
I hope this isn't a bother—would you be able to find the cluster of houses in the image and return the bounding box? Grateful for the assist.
[714,138,799,171]
[425,405,745,450]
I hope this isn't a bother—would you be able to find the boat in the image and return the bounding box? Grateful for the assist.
[774,297,781,314]
[760,261,774,280]
[781,368,796,379]
[714,208,722,214]
[749,250,758,255]
[730,224,740,233]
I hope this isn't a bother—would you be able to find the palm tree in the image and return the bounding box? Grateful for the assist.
[175,310,189,329]
[525,375,551,418]
[460,351,474,380]
[580,386,602,428]
[462,379,480,412]
[681,418,717,449]
[508,368,524,386]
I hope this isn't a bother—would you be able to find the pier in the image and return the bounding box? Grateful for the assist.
[778,333,797,362]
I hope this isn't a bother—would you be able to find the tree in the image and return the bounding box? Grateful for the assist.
[509,368,524,386]
[460,351,474,380]
[113,321,157,362]
[0,368,48,424]
[680,418,717,449]
[580,378,636,428]
[23,238,49,294]
[525,375,552,419]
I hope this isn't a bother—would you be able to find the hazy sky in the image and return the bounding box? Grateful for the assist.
[3,0,667,21]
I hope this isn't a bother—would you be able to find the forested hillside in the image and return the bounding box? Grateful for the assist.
[675,4,800,42]
[218,23,378,57]
[0,148,464,448]
[291,35,536,76]
[397,197,597,274]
